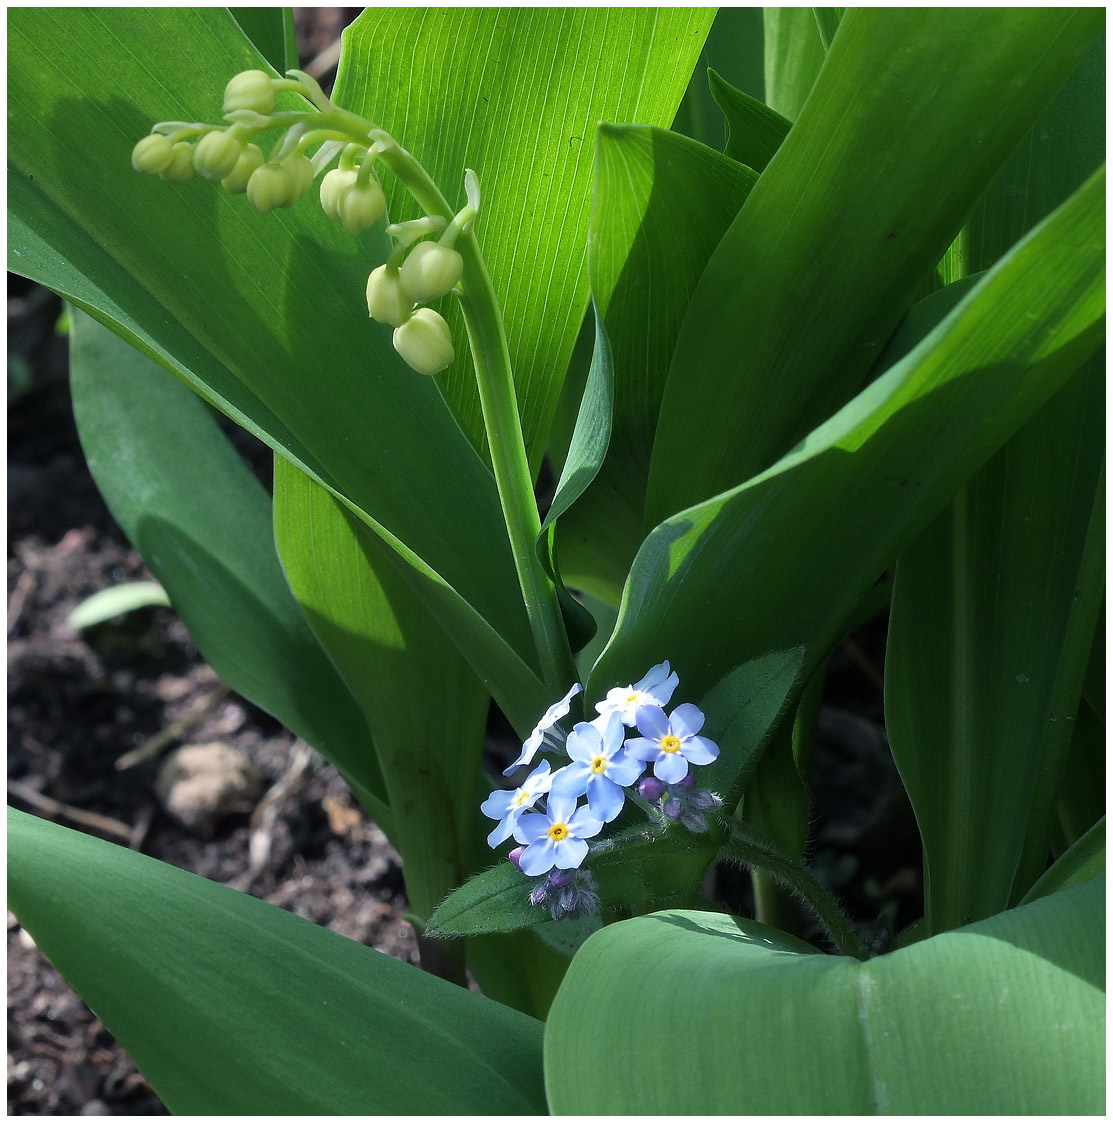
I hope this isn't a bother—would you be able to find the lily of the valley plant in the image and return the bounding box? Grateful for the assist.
[7,7,1104,1115]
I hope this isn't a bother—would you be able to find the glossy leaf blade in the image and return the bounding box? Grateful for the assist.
[588,168,1104,780]
[708,69,791,170]
[647,8,1103,526]
[557,125,756,601]
[7,6,536,673]
[885,40,1107,930]
[761,7,826,120]
[546,880,1105,1113]
[1021,817,1105,905]
[335,9,714,473]
[68,310,390,824]
[8,809,545,1115]
[273,458,489,918]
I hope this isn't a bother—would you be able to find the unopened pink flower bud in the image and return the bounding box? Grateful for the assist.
[638,777,665,802]
[508,846,525,869]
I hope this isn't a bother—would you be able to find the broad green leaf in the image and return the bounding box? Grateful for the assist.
[588,168,1104,788]
[761,7,826,120]
[67,581,170,629]
[1021,817,1104,905]
[1054,695,1106,849]
[546,880,1105,1113]
[335,9,714,474]
[673,8,765,149]
[68,310,391,827]
[229,7,297,72]
[812,8,846,51]
[427,824,720,939]
[556,125,756,602]
[708,69,791,170]
[7,8,541,692]
[8,809,545,1115]
[647,8,1103,526]
[273,459,490,921]
[886,40,1106,930]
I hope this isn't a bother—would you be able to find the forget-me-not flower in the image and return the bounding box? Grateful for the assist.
[626,703,719,784]
[595,660,679,726]
[504,682,583,775]
[549,712,644,823]
[512,794,603,876]
[480,761,553,847]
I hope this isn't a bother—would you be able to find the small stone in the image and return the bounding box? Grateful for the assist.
[155,742,262,829]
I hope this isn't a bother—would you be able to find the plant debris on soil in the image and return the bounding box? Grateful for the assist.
[7,11,923,1114]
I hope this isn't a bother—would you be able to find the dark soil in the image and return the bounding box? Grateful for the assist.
[8,11,923,1114]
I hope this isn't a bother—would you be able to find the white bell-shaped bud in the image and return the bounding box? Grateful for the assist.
[132,134,174,175]
[339,178,387,236]
[246,163,295,214]
[193,130,244,181]
[399,241,464,303]
[223,69,276,116]
[393,308,454,375]
[221,144,265,194]
[159,141,197,182]
[280,154,315,203]
[366,266,413,327]
[320,168,357,222]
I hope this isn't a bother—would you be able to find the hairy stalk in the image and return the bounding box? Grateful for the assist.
[721,817,867,960]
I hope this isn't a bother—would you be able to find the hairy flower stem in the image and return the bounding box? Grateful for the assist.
[288,107,575,692]
[721,818,867,960]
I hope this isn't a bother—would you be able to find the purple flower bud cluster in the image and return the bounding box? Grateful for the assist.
[480,662,724,921]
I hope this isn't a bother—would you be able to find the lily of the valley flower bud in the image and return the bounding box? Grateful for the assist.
[247,163,295,215]
[400,240,464,303]
[221,144,265,194]
[223,69,275,116]
[320,168,357,222]
[132,134,174,175]
[192,130,244,181]
[280,154,315,203]
[393,307,454,375]
[366,265,413,327]
[339,178,387,236]
[160,141,197,183]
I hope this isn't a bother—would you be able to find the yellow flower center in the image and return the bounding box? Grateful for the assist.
[660,734,681,754]
[514,791,530,807]
[549,823,569,841]
[625,691,641,706]
[591,756,608,774]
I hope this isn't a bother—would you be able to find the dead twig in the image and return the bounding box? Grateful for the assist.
[303,37,343,81]
[115,683,231,770]
[7,780,133,842]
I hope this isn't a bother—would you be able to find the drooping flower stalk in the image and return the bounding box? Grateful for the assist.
[132,68,575,694]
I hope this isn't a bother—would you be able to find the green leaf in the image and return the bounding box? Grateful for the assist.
[588,167,1105,787]
[427,824,720,939]
[647,8,1103,526]
[812,8,846,51]
[229,7,297,72]
[7,7,541,689]
[1021,817,1104,905]
[545,879,1105,1113]
[708,69,791,171]
[68,310,391,827]
[273,458,489,920]
[66,581,170,629]
[672,8,765,149]
[556,125,756,602]
[761,7,826,120]
[885,39,1106,930]
[8,808,545,1115]
[335,9,714,474]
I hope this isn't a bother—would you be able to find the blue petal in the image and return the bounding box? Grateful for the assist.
[550,762,591,800]
[565,723,601,763]
[545,793,579,825]
[567,804,605,838]
[670,702,705,738]
[504,729,544,775]
[654,752,689,784]
[480,789,515,820]
[520,839,557,876]
[487,816,516,848]
[605,750,645,787]
[625,736,661,762]
[598,711,625,754]
[587,776,625,823]
[552,836,589,870]
[635,706,669,740]
[514,812,551,844]
[681,735,719,765]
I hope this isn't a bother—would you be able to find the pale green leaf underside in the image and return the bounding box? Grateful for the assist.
[8,809,546,1116]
